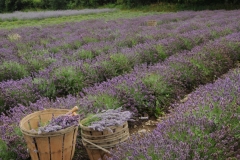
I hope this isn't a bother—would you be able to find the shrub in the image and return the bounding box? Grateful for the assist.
[142,73,173,115]
[53,66,84,96]
[0,78,40,112]
[87,93,122,109]
[0,61,29,81]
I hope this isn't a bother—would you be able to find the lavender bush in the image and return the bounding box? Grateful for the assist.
[106,68,240,160]
[0,77,40,112]
[0,61,28,81]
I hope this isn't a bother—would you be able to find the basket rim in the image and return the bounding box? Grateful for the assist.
[19,108,79,137]
[79,118,127,131]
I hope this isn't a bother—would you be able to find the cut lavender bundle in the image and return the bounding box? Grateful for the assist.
[81,107,132,131]
[37,114,80,134]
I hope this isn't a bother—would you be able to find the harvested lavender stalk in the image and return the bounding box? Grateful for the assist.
[37,114,80,134]
[81,107,132,131]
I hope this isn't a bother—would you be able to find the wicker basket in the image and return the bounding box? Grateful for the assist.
[80,121,129,160]
[147,20,157,27]
[19,108,79,160]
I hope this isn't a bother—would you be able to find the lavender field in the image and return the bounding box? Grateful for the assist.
[107,67,240,160]
[0,10,240,160]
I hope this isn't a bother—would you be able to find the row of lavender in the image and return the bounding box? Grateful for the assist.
[0,11,198,81]
[107,67,240,160]
[1,30,239,159]
[0,11,211,108]
[1,11,239,81]
[61,32,240,116]
[1,11,240,112]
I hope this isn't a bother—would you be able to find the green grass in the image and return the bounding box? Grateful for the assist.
[0,139,17,159]
[0,10,161,29]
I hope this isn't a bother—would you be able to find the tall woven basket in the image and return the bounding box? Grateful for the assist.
[79,120,129,160]
[19,108,79,160]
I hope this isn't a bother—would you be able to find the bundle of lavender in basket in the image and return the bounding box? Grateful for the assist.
[81,107,133,132]
[31,106,80,134]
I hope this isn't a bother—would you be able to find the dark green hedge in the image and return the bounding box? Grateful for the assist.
[0,0,82,12]
[120,0,240,7]
[0,0,239,13]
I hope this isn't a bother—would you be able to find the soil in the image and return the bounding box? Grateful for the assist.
[128,107,177,135]
[128,116,159,135]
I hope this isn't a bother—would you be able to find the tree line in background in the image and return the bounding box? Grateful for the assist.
[0,0,240,13]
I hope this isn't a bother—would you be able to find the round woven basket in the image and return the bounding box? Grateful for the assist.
[19,108,79,160]
[79,120,129,160]
[147,20,157,26]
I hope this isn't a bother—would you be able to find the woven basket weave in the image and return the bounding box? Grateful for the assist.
[80,120,129,160]
[19,109,78,160]
[147,20,157,26]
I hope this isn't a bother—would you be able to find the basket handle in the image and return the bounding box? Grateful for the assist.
[82,138,111,154]
[66,106,78,115]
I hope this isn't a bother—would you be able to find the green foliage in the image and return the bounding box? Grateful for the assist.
[142,73,172,115]
[77,50,94,60]
[80,62,102,85]
[33,77,56,98]
[190,58,212,77]
[33,58,55,71]
[0,0,240,12]
[167,125,220,159]
[82,37,98,44]
[49,0,68,9]
[177,95,240,158]
[0,126,24,159]
[0,61,29,81]
[54,66,84,96]
[50,47,60,53]
[225,42,240,61]
[0,96,4,109]
[110,53,133,73]
[1,0,35,12]
[180,37,194,50]
[120,0,240,8]
[0,139,17,159]
[156,44,167,60]
[88,94,121,109]
[197,102,240,139]
[116,82,154,115]
[170,62,196,90]
[141,46,162,64]
[101,54,133,79]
